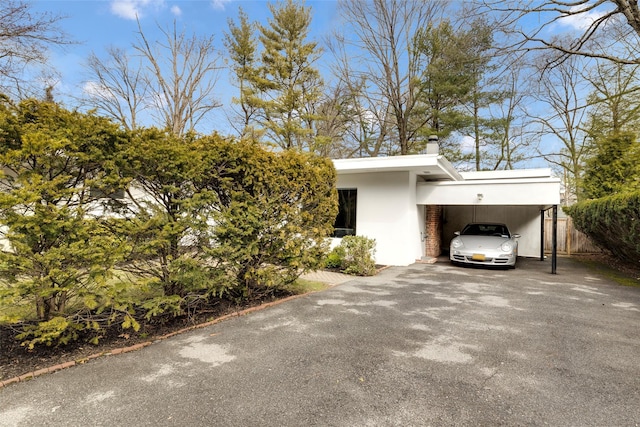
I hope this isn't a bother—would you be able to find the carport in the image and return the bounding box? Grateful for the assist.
[416,169,561,273]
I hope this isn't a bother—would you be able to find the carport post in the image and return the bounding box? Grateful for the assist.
[540,210,545,261]
[552,205,558,274]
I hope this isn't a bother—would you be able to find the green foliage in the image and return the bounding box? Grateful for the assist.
[324,250,343,269]
[326,236,377,276]
[15,316,83,349]
[115,129,215,299]
[415,18,503,167]
[198,137,337,297]
[566,191,640,265]
[224,7,260,136]
[581,132,640,199]
[415,20,477,141]
[0,97,135,347]
[0,97,338,348]
[230,0,323,150]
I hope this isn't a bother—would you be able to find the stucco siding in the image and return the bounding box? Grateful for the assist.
[336,171,420,266]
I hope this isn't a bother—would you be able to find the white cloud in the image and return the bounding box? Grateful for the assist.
[170,5,182,16]
[557,5,611,31]
[110,0,142,20]
[109,0,166,20]
[460,135,475,154]
[83,81,115,99]
[211,0,232,11]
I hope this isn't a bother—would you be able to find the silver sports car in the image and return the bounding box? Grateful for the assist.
[449,223,520,268]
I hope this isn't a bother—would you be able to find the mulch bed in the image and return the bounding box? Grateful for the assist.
[0,295,293,385]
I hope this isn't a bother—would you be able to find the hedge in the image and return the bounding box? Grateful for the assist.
[566,191,640,265]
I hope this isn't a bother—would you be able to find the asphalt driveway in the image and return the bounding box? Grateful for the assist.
[1,257,639,426]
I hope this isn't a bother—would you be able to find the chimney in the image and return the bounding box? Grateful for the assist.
[426,135,439,155]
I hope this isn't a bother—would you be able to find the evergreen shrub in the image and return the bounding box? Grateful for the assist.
[325,235,377,276]
[566,191,640,265]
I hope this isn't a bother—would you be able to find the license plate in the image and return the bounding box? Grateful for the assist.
[471,253,486,261]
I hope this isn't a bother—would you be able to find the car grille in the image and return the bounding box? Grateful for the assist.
[453,255,510,264]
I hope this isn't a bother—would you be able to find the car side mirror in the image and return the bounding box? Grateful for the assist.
[513,234,521,238]
[454,231,461,236]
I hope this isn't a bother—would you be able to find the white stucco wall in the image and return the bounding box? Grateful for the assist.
[335,171,422,266]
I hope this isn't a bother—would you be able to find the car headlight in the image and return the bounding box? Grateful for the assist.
[451,238,463,249]
[501,241,513,252]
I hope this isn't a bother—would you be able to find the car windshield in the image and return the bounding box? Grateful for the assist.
[461,224,510,237]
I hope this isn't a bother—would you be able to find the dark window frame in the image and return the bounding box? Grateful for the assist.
[333,188,357,238]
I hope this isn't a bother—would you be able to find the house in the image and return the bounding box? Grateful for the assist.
[332,147,561,268]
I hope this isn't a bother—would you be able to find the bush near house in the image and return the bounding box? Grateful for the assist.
[581,132,640,200]
[325,236,377,276]
[566,191,640,265]
[112,129,220,314]
[0,98,339,348]
[197,137,338,300]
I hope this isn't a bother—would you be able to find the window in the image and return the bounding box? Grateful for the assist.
[89,187,125,200]
[333,189,357,238]
[461,223,510,238]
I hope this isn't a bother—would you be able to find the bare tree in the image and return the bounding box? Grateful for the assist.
[308,80,389,158]
[0,0,70,96]
[531,51,591,202]
[304,83,350,157]
[483,64,538,170]
[84,47,147,131]
[478,0,640,65]
[134,20,222,136]
[331,0,447,155]
[583,59,640,136]
[85,20,221,135]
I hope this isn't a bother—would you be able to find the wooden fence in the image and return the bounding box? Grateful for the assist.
[544,217,602,255]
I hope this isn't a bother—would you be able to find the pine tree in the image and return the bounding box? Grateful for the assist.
[224,8,260,138]
[581,132,640,199]
[250,0,323,150]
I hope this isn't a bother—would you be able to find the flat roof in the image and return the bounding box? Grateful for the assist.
[333,155,557,183]
[460,169,555,180]
[333,154,463,181]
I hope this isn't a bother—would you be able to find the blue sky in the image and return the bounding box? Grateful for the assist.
[28,0,610,168]
[31,0,604,105]
[33,0,340,124]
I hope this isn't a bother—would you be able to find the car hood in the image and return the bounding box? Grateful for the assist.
[457,235,510,249]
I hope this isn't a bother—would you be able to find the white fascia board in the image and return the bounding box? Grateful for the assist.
[333,154,439,171]
[437,176,561,186]
[435,155,464,181]
[332,154,463,181]
[460,168,554,180]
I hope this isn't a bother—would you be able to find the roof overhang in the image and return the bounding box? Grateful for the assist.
[333,154,463,181]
